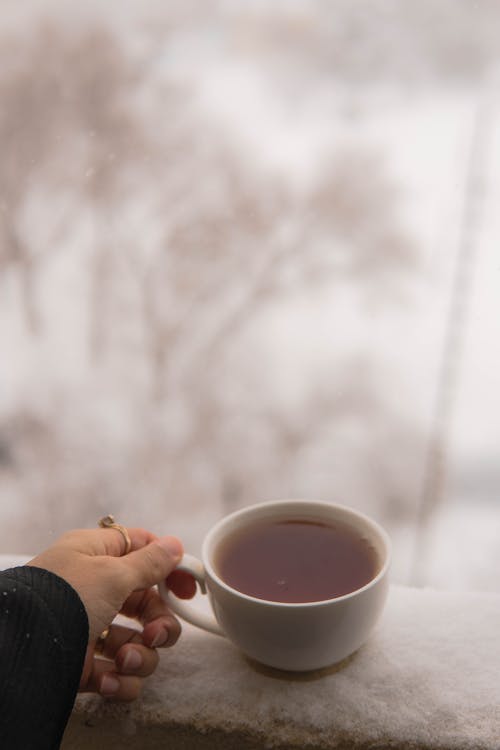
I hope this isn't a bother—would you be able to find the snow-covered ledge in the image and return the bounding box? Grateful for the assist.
[1,556,497,748]
[61,585,498,750]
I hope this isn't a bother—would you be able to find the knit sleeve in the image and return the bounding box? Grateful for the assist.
[0,566,89,750]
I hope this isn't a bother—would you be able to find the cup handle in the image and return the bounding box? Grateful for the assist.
[158,553,225,637]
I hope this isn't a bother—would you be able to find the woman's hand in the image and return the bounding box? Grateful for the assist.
[28,526,196,701]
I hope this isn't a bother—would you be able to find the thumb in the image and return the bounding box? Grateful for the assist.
[122,536,184,591]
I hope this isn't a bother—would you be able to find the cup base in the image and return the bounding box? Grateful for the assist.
[243,649,358,681]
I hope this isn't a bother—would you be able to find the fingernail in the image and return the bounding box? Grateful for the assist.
[100,673,120,696]
[156,536,183,562]
[151,627,169,648]
[122,649,143,672]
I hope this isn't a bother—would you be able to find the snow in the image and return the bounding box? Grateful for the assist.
[71,584,500,748]
[2,550,498,746]
[0,555,30,569]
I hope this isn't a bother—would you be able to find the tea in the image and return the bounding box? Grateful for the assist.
[214,518,378,603]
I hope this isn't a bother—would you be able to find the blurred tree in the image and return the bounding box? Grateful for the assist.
[0,15,421,552]
[234,0,500,88]
[0,25,146,339]
[0,26,69,333]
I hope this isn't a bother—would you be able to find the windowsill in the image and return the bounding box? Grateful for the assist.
[64,584,500,749]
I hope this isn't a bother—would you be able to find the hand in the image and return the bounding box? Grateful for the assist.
[28,526,196,701]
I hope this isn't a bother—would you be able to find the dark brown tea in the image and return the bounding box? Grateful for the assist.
[214,518,379,603]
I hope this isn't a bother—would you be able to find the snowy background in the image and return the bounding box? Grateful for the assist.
[0,0,499,592]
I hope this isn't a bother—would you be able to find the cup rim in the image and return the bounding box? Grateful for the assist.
[201,498,392,608]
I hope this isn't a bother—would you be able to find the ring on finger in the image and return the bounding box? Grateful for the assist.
[95,627,110,656]
[98,514,132,555]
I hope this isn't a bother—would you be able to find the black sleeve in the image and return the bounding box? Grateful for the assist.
[0,566,89,750]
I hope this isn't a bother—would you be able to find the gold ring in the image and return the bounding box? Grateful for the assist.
[98,514,132,555]
[95,627,110,655]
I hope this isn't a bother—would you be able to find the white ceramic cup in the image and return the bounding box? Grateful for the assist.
[159,499,391,671]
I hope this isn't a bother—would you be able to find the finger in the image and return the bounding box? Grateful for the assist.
[96,626,159,677]
[141,616,181,649]
[166,569,197,599]
[59,527,158,558]
[120,536,183,591]
[100,615,181,660]
[120,589,181,647]
[82,659,143,701]
[121,587,174,623]
[97,624,161,676]
[96,623,143,660]
[115,643,159,678]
